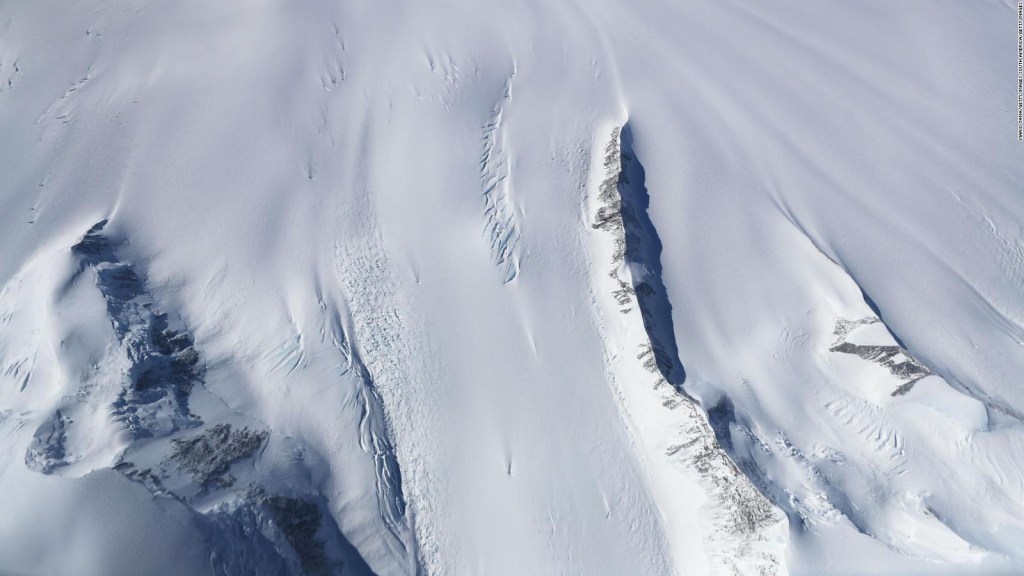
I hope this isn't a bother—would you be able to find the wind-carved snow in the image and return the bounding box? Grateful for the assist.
[479,66,521,283]
[1,1,1022,573]
[587,124,786,575]
[334,238,425,575]
[34,66,93,149]
[697,245,1024,568]
[25,410,70,474]
[319,24,347,94]
[286,292,413,573]
[346,337,412,566]
[0,273,38,394]
[0,56,21,93]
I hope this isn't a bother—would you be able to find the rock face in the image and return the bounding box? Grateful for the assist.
[829,317,932,397]
[74,220,203,438]
[22,222,387,575]
[588,124,787,575]
[167,423,267,489]
[26,220,204,475]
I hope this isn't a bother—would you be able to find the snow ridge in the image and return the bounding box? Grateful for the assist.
[588,124,787,575]
[614,125,686,388]
[479,65,521,283]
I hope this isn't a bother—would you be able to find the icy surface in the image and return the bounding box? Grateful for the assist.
[1,0,1023,574]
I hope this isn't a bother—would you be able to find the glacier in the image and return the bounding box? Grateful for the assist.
[1,0,1023,574]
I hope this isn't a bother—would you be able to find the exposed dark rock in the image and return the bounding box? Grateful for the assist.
[594,126,782,570]
[595,123,687,389]
[166,424,267,489]
[829,318,932,396]
[71,220,202,438]
[209,487,377,576]
[112,460,169,494]
[706,396,737,453]
[265,496,333,576]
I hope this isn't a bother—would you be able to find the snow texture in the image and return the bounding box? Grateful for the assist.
[1,1,1023,575]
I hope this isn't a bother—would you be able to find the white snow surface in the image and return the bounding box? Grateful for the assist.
[1,1,1024,574]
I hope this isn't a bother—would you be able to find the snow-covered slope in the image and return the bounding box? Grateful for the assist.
[1,0,1023,574]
